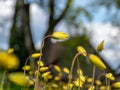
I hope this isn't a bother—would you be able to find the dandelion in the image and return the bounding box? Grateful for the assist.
[77,46,87,56]
[89,54,106,70]
[8,72,28,86]
[31,53,42,58]
[52,31,69,40]
[97,40,104,52]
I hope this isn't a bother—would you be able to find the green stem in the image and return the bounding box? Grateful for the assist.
[77,58,81,90]
[92,65,96,86]
[0,69,7,90]
[68,52,83,90]
[34,35,52,90]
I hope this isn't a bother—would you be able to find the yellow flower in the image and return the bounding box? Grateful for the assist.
[112,82,120,88]
[88,86,95,90]
[54,65,61,72]
[89,54,106,70]
[77,46,87,56]
[54,76,61,81]
[74,76,85,88]
[97,40,104,52]
[52,83,58,88]
[48,75,53,79]
[8,72,28,86]
[0,52,19,70]
[39,67,49,72]
[52,32,69,40]
[42,71,51,78]
[87,78,93,83]
[22,65,31,71]
[99,85,107,90]
[95,80,102,85]
[37,60,44,67]
[105,73,115,80]
[7,48,14,54]
[63,67,70,74]
[31,53,42,58]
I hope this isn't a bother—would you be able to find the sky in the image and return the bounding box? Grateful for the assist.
[0,0,120,73]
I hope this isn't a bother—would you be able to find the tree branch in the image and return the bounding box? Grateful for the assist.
[55,0,72,24]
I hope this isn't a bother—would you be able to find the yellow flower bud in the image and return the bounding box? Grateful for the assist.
[31,53,42,58]
[39,67,49,72]
[52,32,69,40]
[88,86,95,90]
[42,71,51,78]
[89,54,106,70]
[52,83,58,88]
[54,65,61,72]
[112,82,120,88]
[87,78,93,83]
[8,72,28,86]
[7,48,14,54]
[105,73,115,81]
[48,75,53,79]
[37,60,44,67]
[63,67,70,74]
[100,85,107,90]
[95,80,102,85]
[28,80,34,85]
[77,46,87,56]
[22,65,31,71]
[97,40,104,52]
[54,76,61,81]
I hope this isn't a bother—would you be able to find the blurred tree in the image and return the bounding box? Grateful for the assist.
[9,0,113,72]
[9,0,35,68]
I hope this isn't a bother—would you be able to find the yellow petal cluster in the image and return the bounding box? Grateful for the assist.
[89,54,106,70]
[8,72,28,86]
[77,46,87,56]
[52,32,69,40]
